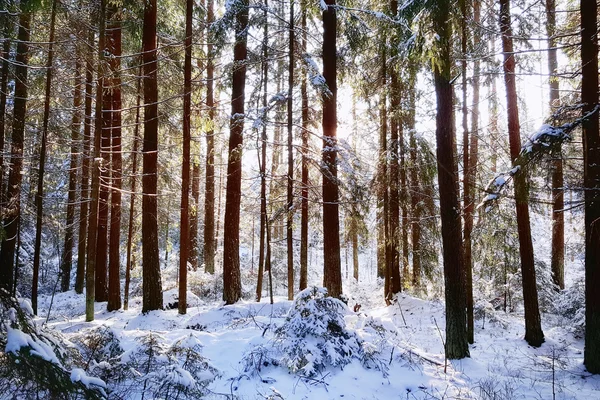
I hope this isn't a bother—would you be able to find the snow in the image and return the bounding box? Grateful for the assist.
[27,275,600,400]
[70,368,107,389]
[6,326,62,366]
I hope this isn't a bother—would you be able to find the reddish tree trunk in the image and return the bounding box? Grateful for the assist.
[107,14,122,312]
[322,0,342,298]
[203,0,216,274]
[581,0,600,374]
[0,3,30,293]
[433,0,469,360]
[500,0,544,347]
[286,0,295,300]
[179,0,193,314]
[141,0,163,312]
[222,0,249,304]
[299,0,309,291]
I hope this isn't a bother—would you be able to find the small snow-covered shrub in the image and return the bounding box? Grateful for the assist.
[552,280,585,337]
[188,270,223,300]
[0,290,106,399]
[274,287,363,376]
[72,326,125,386]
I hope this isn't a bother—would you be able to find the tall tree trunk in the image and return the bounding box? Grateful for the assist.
[322,0,342,298]
[0,33,10,209]
[86,0,106,321]
[179,0,193,315]
[222,0,249,304]
[32,0,57,314]
[286,0,295,300]
[75,29,95,295]
[464,0,481,344]
[432,0,469,360]
[546,0,564,290]
[203,0,216,274]
[377,39,389,286]
[460,0,474,345]
[582,0,600,374]
[388,0,401,295]
[407,70,421,288]
[61,45,83,292]
[107,13,122,312]
[189,162,200,270]
[299,0,309,291]
[256,0,269,302]
[499,0,544,347]
[124,65,142,311]
[142,0,163,312]
[0,2,30,293]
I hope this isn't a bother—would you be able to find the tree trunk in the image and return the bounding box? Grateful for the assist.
[581,0,600,374]
[178,0,193,315]
[432,0,469,360]
[75,29,95,295]
[86,0,106,321]
[256,0,269,302]
[0,3,30,293]
[32,0,57,314]
[61,42,83,292]
[286,0,295,300]
[322,0,342,298]
[299,0,309,291]
[499,0,544,347]
[0,33,10,213]
[142,0,163,312]
[107,12,122,312]
[546,0,564,290]
[222,0,249,304]
[460,0,474,345]
[189,162,200,270]
[387,0,401,296]
[124,65,142,311]
[203,0,216,274]
[407,70,421,288]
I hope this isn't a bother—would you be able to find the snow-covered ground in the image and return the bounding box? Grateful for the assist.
[26,276,600,400]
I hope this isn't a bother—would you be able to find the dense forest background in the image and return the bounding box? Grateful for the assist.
[1,0,600,397]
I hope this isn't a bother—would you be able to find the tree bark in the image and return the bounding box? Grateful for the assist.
[107,12,122,312]
[32,0,57,314]
[222,0,249,304]
[86,0,106,321]
[0,33,10,214]
[499,0,544,347]
[0,3,31,293]
[203,0,216,274]
[75,29,95,295]
[407,70,421,288]
[433,0,469,360]
[179,0,193,315]
[322,0,342,298]
[546,0,564,290]
[299,0,309,291]
[142,0,163,312]
[124,65,142,311]
[61,40,83,292]
[287,0,295,300]
[581,0,600,374]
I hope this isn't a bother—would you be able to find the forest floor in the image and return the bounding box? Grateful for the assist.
[35,275,600,400]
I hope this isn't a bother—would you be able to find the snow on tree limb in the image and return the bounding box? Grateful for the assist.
[478,104,600,211]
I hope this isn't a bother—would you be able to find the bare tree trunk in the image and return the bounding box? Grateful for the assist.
[433,0,469,360]
[322,0,342,298]
[581,0,600,374]
[460,0,474,345]
[124,65,142,311]
[178,0,193,315]
[31,0,57,315]
[407,70,421,288]
[75,29,95,295]
[286,0,295,300]
[142,0,163,312]
[107,12,122,312]
[86,0,106,321]
[62,44,83,292]
[0,33,10,212]
[299,0,309,291]
[545,0,564,290]
[256,0,269,302]
[499,0,544,347]
[203,0,216,274]
[222,0,249,304]
[189,162,200,270]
